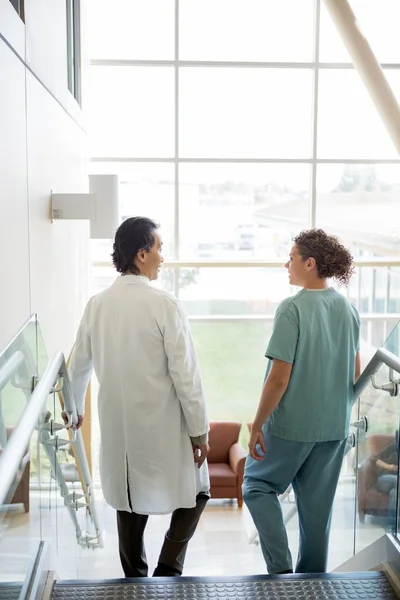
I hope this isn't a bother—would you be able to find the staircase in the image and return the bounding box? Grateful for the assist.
[51,572,398,600]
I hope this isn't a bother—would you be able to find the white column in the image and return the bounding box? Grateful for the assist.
[323,0,400,155]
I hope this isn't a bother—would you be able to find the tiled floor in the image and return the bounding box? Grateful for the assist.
[0,479,388,582]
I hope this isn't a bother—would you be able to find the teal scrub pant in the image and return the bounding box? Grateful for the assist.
[242,431,347,575]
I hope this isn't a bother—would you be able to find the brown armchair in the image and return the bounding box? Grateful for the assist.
[357,433,394,523]
[208,421,247,507]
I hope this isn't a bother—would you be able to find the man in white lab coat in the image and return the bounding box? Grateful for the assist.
[69,216,210,578]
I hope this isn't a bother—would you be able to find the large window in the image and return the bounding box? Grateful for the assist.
[66,0,81,102]
[87,0,400,430]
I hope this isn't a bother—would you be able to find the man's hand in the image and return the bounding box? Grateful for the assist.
[192,442,209,469]
[61,412,84,430]
[74,415,84,430]
[248,427,267,461]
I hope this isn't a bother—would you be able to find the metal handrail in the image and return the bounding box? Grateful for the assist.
[0,352,64,507]
[354,347,400,400]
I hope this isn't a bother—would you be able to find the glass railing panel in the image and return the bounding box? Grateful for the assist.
[354,364,400,553]
[354,321,400,553]
[381,321,400,542]
[36,319,50,381]
[35,336,102,578]
[29,321,49,489]
[383,319,400,358]
[0,317,101,586]
[0,316,39,446]
[37,384,79,579]
[0,316,40,592]
[327,323,400,567]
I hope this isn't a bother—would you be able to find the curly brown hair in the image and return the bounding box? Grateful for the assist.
[293,229,355,286]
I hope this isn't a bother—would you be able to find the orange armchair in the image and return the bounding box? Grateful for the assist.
[357,433,393,523]
[208,421,247,507]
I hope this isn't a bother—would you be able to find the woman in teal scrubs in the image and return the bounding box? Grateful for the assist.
[243,229,360,575]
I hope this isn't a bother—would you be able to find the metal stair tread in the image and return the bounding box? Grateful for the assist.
[52,572,398,600]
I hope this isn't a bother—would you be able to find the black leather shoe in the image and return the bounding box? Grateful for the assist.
[276,570,293,575]
[153,563,181,577]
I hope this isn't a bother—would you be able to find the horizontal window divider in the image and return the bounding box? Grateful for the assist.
[318,62,400,69]
[313,158,400,164]
[91,157,176,163]
[91,60,315,68]
[92,259,400,269]
[90,157,400,164]
[91,59,175,67]
[91,157,312,163]
[186,313,400,323]
[359,313,400,321]
[90,59,400,70]
[188,314,275,322]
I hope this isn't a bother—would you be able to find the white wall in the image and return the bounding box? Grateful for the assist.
[0,39,30,345]
[0,0,90,356]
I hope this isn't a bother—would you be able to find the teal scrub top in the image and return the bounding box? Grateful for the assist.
[264,288,360,442]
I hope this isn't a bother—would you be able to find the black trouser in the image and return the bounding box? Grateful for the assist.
[117,493,209,577]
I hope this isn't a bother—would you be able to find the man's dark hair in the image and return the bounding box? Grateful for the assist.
[112,217,159,274]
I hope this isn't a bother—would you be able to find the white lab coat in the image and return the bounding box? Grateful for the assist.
[68,274,209,514]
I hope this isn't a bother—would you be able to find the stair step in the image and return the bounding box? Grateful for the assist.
[51,463,80,483]
[0,583,23,600]
[53,572,398,600]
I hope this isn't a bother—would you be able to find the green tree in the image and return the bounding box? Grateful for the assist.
[335,165,380,192]
[159,268,199,293]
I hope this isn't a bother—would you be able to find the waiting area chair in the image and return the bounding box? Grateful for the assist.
[208,421,247,507]
[357,433,394,522]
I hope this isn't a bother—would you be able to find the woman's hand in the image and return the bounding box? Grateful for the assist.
[248,427,267,461]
